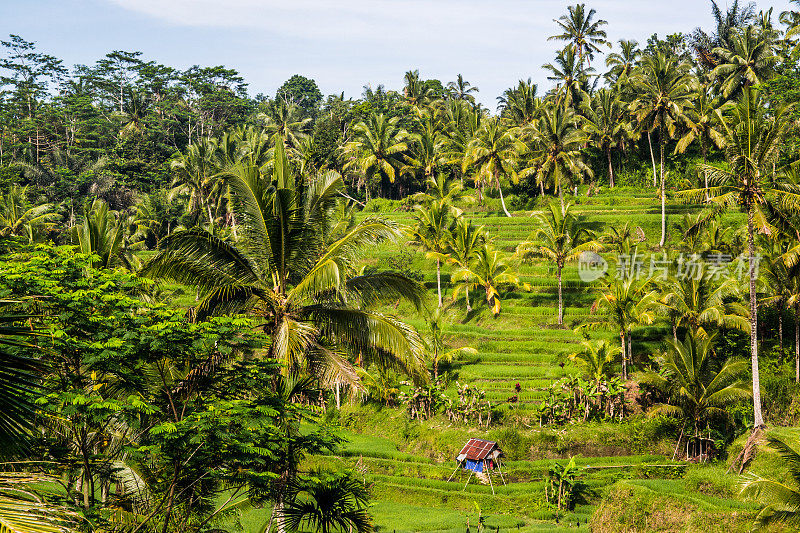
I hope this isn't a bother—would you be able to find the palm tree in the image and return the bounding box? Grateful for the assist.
[569,339,621,383]
[0,185,55,242]
[408,199,459,308]
[543,45,593,109]
[517,203,601,326]
[343,113,409,199]
[73,199,138,270]
[643,332,750,455]
[283,473,372,533]
[258,97,311,149]
[548,3,610,66]
[605,39,640,86]
[630,52,696,247]
[402,112,442,185]
[446,217,485,312]
[170,137,219,227]
[464,118,518,217]
[676,85,725,198]
[425,308,477,379]
[591,271,659,380]
[681,87,800,428]
[452,243,523,317]
[581,88,631,189]
[712,25,777,99]
[143,142,428,388]
[447,74,478,104]
[741,435,800,530]
[520,103,590,214]
[497,79,541,126]
[403,70,435,112]
[658,272,749,340]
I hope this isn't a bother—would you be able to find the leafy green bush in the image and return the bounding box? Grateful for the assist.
[363,197,403,212]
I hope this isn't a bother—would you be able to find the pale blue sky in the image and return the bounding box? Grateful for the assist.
[0,0,794,108]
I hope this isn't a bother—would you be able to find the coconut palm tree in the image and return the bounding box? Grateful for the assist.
[517,203,601,326]
[73,199,139,270]
[569,340,621,383]
[403,70,435,112]
[446,74,479,104]
[258,96,311,150]
[712,24,777,99]
[170,137,219,228]
[446,217,486,312]
[520,103,591,214]
[548,3,611,66]
[630,52,696,247]
[464,118,518,217]
[605,39,640,86]
[343,113,409,199]
[543,45,593,109]
[591,271,659,380]
[408,199,459,308]
[0,185,55,242]
[143,142,428,388]
[452,243,523,317]
[642,332,750,454]
[681,87,800,428]
[676,84,726,198]
[658,272,749,340]
[402,112,443,186]
[283,473,372,533]
[741,434,800,530]
[581,88,631,188]
[497,79,541,126]
[425,307,477,379]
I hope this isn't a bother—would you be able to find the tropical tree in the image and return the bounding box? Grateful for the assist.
[517,203,601,326]
[446,217,486,312]
[676,85,726,198]
[520,103,590,214]
[542,45,593,109]
[258,96,311,149]
[711,24,777,99]
[605,39,640,86]
[408,199,459,308]
[343,113,409,199]
[424,307,477,379]
[143,142,428,388]
[452,243,524,317]
[72,199,138,270]
[581,88,631,188]
[446,74,479,104]
[0,184,55,242]
[569,339,621,383]
[682,87,800,428]
[643,332,750,453]
[464,118,518,217]
[590,271,659,380]
[548,3,610,66]
[658,272,749,340]
[497,79,540,126]
[402,112,442,185]
[283,473,373,533]
[630,52,696,246]
[170,137,219,227]
[741,435,800,530]
[403,69,435,111]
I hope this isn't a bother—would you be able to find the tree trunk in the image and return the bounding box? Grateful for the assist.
[620,330,627,381]
[702,138,710,201]
[465,283,471,312]
[558,184,565,216]
[606,146,615,188]
[648,131,657,188]
[626,330,633,376]
[779,308,784,352]
[436,258,443,308]
[796,306,799,384]
[557,266,564,326]
[747,208,765,428]
[659,128,667,248]
[498,182,512,218]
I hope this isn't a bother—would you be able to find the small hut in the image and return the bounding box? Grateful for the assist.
[448,438,506,494]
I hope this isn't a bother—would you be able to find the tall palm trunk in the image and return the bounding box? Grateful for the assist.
[557,265,563,326]
[747,207,764,428]
[558,183,566,216]
[465,283,471,312]
[620,329,627,381]
[436,258,443,308]
[606,146,615,188]
[659,127,667,248]
[496,168,512,218]
[648,131,657,187]
[795,304,799,384]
